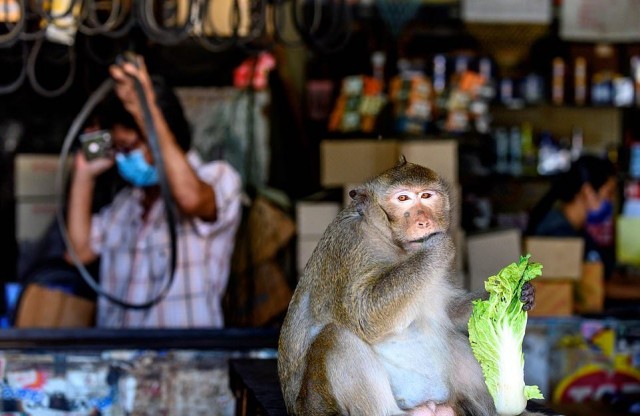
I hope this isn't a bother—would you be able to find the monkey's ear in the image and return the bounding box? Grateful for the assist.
[349,187,368,216]
[396,154,408,167]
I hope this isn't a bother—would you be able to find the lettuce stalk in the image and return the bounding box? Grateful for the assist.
[468,254,544,416]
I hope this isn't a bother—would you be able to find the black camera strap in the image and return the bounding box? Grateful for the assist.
[56,61,178,310]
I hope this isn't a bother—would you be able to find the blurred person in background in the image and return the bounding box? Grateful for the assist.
[65,56,242,328]
[526,154,617,278]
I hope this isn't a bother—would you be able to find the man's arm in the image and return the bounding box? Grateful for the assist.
[65,152,110,264]
[109,57,218,222]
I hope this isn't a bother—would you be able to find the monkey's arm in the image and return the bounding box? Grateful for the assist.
[342,232,455,342]
[448,283,536,332]
[447,289,486,332]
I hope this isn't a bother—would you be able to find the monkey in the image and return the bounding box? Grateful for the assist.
[278,157,541,416]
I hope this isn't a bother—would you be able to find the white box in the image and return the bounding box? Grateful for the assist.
[296,201,340,236]
[15,154,71,198]
[466,228,523,293]
[16,199,58,243]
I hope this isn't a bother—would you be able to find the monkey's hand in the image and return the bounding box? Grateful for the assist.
[520,282,535,311]
[422,231,453,250]
[421,231,456,268]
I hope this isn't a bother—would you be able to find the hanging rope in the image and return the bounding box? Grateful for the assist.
[26,36,76,97]
[0,0,354,51]
[0,40,27,94]
[0,0,359,97]
[191,0,240,52]
[136,0,192,45]
[293,0,352,54]
[0,0,25,47]
[78,0,129,36]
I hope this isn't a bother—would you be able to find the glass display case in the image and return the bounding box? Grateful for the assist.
[0,328,279,415]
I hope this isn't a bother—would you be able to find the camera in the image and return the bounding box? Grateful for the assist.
[80,129,113,161]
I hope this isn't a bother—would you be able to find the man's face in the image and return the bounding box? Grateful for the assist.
[111,124,153,164]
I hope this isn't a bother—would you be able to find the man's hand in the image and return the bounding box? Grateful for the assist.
[73,150,114,180]
[108,54,156,130]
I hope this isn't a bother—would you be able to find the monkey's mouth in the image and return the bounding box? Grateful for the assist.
[407,231,442,249]
[404,234,433,249]
[408,231,442,245]
[404,239,426,252]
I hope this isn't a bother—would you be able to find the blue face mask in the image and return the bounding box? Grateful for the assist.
[115,149,159,187]
[587,199,613,224]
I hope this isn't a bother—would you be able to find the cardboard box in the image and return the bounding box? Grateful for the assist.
[296,201,340,236]
[320,139,459,188]
[524,237,584,280]
[398,139,458,184]
[528,280,574,317]
[15,154,71,198]
[15,284,95,328]
[466,228,523,293]
[574,261,605,314]
[320,139,399,187]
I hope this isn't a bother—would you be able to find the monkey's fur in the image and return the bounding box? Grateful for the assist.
[278,158,542,416]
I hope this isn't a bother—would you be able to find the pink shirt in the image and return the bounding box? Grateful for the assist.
[90,152,242,328]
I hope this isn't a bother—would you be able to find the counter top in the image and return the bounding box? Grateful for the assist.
[0,327,280,350]
[229,358,564,416]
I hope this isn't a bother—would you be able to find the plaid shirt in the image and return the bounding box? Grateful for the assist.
[90,152,242,328]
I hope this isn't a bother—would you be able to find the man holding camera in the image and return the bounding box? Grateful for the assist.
[65,55,243,328]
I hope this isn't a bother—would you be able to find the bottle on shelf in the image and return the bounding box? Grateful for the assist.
[521,122,537,176]
[574,57,587,106]
[509,126,523,176]
[494,127,509,174]
[552,57,566,105]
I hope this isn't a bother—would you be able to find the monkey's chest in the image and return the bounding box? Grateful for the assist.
[374,327,452,408]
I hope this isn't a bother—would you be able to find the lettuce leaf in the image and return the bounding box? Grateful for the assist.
[468,254,544,415]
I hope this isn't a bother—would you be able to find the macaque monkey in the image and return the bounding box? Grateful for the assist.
[278,157,538,416]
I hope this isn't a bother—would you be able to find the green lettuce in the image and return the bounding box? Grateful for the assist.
[468,254,544,416]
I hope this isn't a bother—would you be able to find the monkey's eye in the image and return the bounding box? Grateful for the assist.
[397,194,411,202]
[421,192,433,199]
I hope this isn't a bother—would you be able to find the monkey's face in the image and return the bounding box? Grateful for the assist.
[386,186,449,252]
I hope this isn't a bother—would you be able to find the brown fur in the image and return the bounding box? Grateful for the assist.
[278,158,539,416]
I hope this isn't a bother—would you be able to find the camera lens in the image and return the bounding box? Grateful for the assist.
[87,142,101,154]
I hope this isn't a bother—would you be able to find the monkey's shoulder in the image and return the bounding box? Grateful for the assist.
[325,208,364,232]
[308,214,369,257]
